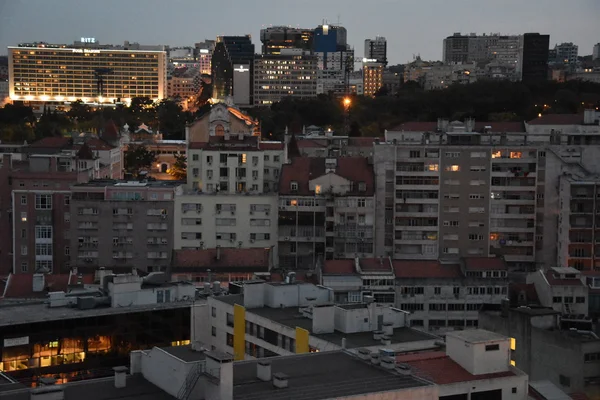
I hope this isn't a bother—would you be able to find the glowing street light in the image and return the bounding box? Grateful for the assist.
[343,97,351,108]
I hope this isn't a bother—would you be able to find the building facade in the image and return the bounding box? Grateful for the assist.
[278,156,375,269]
[8,42,167,106]
[70,180,180,272]
[253,52,318,106]
[518,33,550,83]
[364,36,387,65]
[259,26,313,55]
[211,36,254,102]
[363,61,384,97]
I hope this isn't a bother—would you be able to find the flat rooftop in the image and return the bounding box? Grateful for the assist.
[214,298,437,348]
[159,345,206,363]
[0,300,196,327]
[0,375,175,400]
[447,329,507,344]
[233,351,432,400]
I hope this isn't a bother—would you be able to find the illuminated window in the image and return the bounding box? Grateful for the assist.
[510,152,522,159]
[445,165,460,172]
[427,164,439,171]
[290,200,298,206]
[241,154,247,164]
[315,185,322,194]
[510,360,516,366]
[215,124,225,135]
[491,151,502,159]
[490,233,499,241]
[510,337,516,351]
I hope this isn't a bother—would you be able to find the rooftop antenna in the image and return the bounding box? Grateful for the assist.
[337,14,341,25]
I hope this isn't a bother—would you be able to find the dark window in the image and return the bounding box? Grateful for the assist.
[226,313,234,327]
[559,374,571,388]
[485,344,500,351]
[211,326,216,337]
[512,388,517,394]
[211,306,216,317]
[576,297,586,304]
[552,296,562,303]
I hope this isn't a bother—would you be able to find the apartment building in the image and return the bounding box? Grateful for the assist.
[278,156,375,269]
[394,258,508,332]
[70,180,180,272]
[374,119,544,271]
[362,61,384,97]
[253,51,318,106]
[176,103,284,258]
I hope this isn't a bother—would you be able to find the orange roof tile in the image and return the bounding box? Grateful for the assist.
[322,260,356,275]
[393,260,463,279]
[173,248,271,273]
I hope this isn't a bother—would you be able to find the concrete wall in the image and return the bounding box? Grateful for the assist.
[138,347,200,398]
[264,283,332,308]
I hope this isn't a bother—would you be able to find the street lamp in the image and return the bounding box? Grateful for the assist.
[343,97,351,108]
[342,97,352,136]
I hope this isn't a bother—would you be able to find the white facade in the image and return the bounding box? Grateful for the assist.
[527,268,588,316]
[174,191,279,258]
[186,145,284,194]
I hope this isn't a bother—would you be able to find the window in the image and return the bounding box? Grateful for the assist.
[20,262,28,272]
[552,296,562,303]
[21,245,27,256]
[453,287,460,296]
[358,199,366,207]
[434,287,441,295]
[445,152,460,158]
[358,182,367,192]
[274,155,280,162]
[35,194,52,210]
[212,326,216,337]
[485,344,500,351]
[576,296,585,303]
[445,165,460,172]
[315,185,322,194]
[20,195,27,205]
[64,213,70,223]
[409,150,421,158]
[510,338,516,351]
[443,221,459,227]
[290,181,298,191]
[559,374,571,388]
[471,151,486,158]
[64,195,70,205]
[65,246,70,256]
[564,296,574,304]
[35,243,53,256]
[21,212,27,222]
[512,388,517,394]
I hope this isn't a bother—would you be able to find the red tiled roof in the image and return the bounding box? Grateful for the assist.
[259,142,285,150]
[83,137,116,151]
[397,353,515,385]
[393,260,463,279]
[2,273,94,299]
[29,136,71,149]
[359,258,393,272]
[173,248,271,272]
[76,142,95,160]
[278,156,374,196]
[103,120,119,141]
[391,122,437,132]
[527,113,584,125]
[322,260,356,275]
[545,271,584,286]
[463,257,507,271]
[268,271,319,284]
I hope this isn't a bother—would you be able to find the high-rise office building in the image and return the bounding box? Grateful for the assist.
[8,41,167,107]
[364,36,387,65]
[211,35,255,103]
[260,26,313,55]
[594,43,600,61]
[518,33,550,83]
[253,50,318,105]
[313,24,348,53]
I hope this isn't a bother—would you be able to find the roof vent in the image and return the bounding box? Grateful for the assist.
[272,372,289,389]
[373,330,384,340]
[357,348,371,360]
[396,363,412,375]
[381,356,395,370]
[257,360,271,382]
[370,353,380,365]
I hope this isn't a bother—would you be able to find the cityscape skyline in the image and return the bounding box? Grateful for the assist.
[0,0,599,64]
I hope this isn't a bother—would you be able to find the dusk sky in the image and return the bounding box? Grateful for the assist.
[1,0,599,64]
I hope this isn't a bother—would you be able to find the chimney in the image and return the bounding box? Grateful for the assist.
[382,323,393,336]
[357,348,370,360]
[257,360,272,382]
[113,366,127,388]
[272,372,289,389]
[341,337,346,349]
[381,356,395,370]
[216,246,221,260]
[32,273,45,293]
[370,353,380,365]
[238,133,244,141]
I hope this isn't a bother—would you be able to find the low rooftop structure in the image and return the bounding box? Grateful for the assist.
[172,248,272,274]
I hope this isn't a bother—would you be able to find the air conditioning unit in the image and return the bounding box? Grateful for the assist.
[216,210,221,214]
[250,239,255,243]
[285,236,290,241]
[230,239,235,243]
[265,211,270,216]
[183,210,187,214]
[161,215,166,219]
[231,211,235,215]
[250,210,254,215]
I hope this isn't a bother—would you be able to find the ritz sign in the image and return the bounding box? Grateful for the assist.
[81,37,97,44]
[234,65,250,73]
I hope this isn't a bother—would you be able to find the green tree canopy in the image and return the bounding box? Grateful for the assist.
[124,144,157,174]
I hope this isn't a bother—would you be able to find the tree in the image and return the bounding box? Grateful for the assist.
[168,154,187,180]
[67,100,92,122]
[124,144,157,174]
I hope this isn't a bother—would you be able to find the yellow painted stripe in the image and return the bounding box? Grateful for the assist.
[295,327,309,354]
[233,304,245,361]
